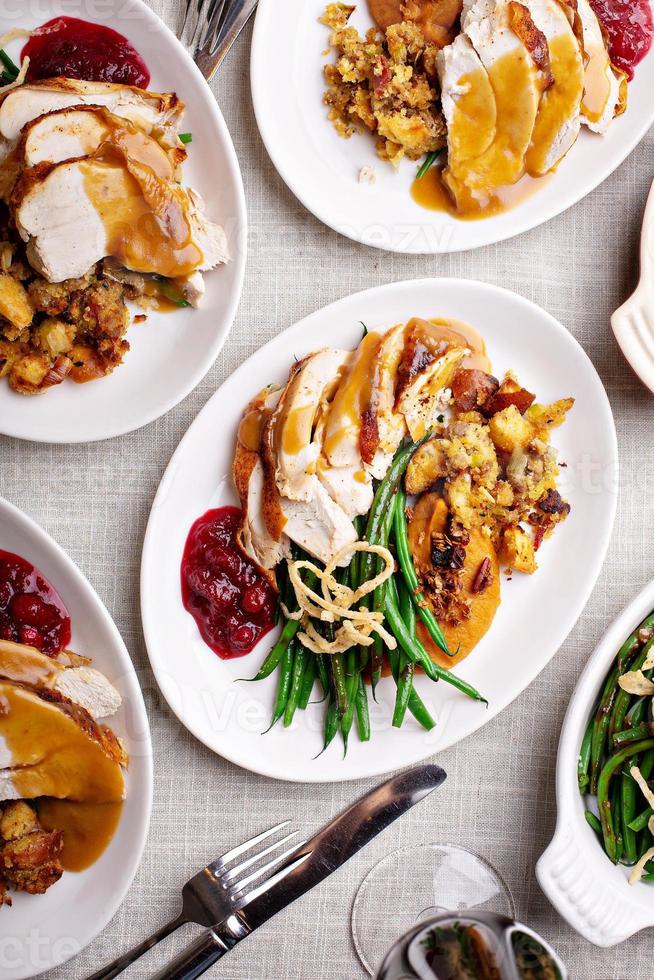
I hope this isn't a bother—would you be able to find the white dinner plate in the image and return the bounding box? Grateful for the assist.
[0,497,152,979]
[0,0,246,443]
[141,278,618,783]
[250,0,654,254]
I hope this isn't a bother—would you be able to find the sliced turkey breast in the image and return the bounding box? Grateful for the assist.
[0,78,183,147]
[577,0,625,133]
[279,478,357,566]
[0,640,121,720]
[365,322,409,480]
[270,349,352,502]
[19,105,184,173]
[521,0,584,176]
[233,386,286,575]
[395,317,468,440]
[436,34,498,194]
[11,158,228,283]
[442,0,543,206]
[261,402,356,567]
[0,682,125,803]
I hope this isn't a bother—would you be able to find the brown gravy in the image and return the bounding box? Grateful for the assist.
[38,799,123,872]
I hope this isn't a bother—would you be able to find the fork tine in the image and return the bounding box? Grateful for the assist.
[210,820,291,872]
[230,838,308,896]
[221,831,300,883]
[236,849,313,911]
[197,0,229,54]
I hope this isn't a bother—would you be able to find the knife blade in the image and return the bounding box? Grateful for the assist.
[151,764,446,980]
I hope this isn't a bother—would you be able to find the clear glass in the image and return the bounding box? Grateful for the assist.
[351,844,516,977]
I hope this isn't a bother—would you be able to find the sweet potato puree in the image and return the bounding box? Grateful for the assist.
[408,494,500,667]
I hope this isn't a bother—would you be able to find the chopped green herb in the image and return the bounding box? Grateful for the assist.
[179,132,193,145]
[416,151,439,181]
[153,276,190,308]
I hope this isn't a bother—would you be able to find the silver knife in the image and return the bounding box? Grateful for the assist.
[151,764,446,980]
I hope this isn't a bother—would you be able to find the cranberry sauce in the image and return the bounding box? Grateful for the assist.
[0,550,71,655]
[589,0,654,78]
[22,17,150,88]
[181,508,277,659]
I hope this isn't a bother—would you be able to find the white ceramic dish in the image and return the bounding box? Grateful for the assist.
[250,0,654,254]
[537,578,654,947]
[0,0,246,443]
[141,277,618,783]
[0,497,152,979]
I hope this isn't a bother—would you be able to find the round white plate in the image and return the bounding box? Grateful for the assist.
[141,278,618,783]
[537,577,654,947]
[251,0,654,254]
[0,0,246,443]
[0,497,152,979]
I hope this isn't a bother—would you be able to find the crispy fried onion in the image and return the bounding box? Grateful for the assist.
[628,765,654,883]
[0,31,32,97]
[618,670,654,696]
[287,541,397,655]
[630,845,654,886]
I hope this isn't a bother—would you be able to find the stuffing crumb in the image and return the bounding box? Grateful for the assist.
[358,165,377,184]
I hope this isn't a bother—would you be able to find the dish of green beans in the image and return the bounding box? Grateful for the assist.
[244,436,487,756]
[578,610,654,877]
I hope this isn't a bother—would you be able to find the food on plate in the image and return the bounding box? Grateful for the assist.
[578,609,654,885]
[182,316,573,754]
[20,17,151,88]
[320,0,650,216]
[0,20,230,395]
[0,549,71,653]
[181,507,278,658]
[0,552,126,905]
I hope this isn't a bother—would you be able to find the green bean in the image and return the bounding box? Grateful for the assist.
[578,715,594,794]
[641,749,654,781]
[385,580,487,703]
[621,770,638,864]
[265,643,294,731]
[584,810,602,836]
[613,723,654,748]
[590,664,619,794]
[341,649,359,752]
[330,653,349,718]
[243,618,297,682]
[297,658,317,710]
[619,613,654,671]
[316,654,330,700]
[625,696,648,729]
[389,644,436,731]
[354,674,371,742]
[628,806,653,833]
[609,636,654,739]
[393,489,451,656]
[597,739,654,862]
[283,644,307,727]
[315,696,340,757]
[392,580,416,728]
[611,779,623,863]
[0,50,19,82]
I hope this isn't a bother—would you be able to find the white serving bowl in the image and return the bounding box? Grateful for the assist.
[537,578,654,946]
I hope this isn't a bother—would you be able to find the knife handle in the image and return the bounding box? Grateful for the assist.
[151,914,250,980]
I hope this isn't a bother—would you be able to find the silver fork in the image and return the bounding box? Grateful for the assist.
[86,820,305,980]
[182,0,259,80]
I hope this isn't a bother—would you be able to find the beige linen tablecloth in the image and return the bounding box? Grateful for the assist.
[2,2,654,976]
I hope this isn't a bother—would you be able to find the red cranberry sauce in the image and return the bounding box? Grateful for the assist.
[589,0,653,79]
[0,550,71,655]
[181,508,277,659]
[22,17,150,88]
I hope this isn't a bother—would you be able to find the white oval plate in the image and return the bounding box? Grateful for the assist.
[251,0,654,254]
[537,577,654,947]
[0,0,246,443]
[0,497,152,979]
[141,278,618,783]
